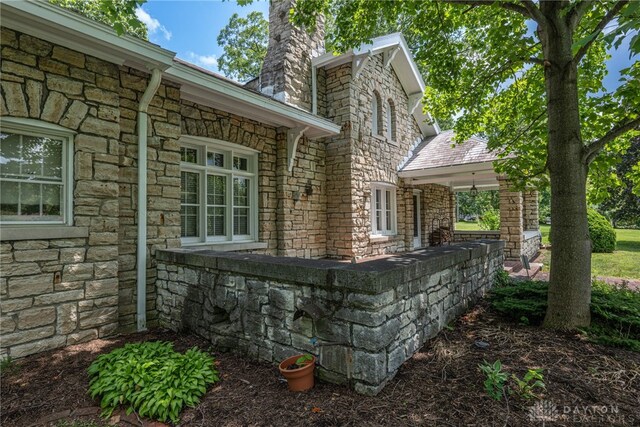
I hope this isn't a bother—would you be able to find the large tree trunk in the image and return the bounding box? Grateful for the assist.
[540,7,592,329]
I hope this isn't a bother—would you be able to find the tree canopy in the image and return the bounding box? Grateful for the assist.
[217,11,269,82]
[50,0,148,38]
[292,0,639,329]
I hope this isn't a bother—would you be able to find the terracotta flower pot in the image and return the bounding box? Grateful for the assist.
[278,354,316,392]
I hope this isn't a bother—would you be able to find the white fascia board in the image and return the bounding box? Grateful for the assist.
[165,63,341,139]
[399,161,497,178]
[1,1,175,71]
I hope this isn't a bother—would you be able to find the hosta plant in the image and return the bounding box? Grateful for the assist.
[88,341,219,423]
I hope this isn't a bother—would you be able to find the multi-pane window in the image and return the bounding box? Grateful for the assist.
[371,184,397,236]
[372,90,383,136]
[0,120,73,225]
[180,138,258,244]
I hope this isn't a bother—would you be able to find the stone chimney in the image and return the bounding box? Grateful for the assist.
[259,0,325,111]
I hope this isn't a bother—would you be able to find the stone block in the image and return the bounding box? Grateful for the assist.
[18,307,56,329]
[268,287,295,311]
[1,297,33,313]
[10,336,66,358]
[41,91,69,123]
[79,307,117,329]
[33,290,84,305]
[1,326,54,347]
[8,274,53,298]
[59,100,89,129]
[352,318,401,351]
[47,75,83,95]
[67,329,98,345]
[353,350,387,384]
[85,278,118,299]
[1,316,16,334]
[0,262,41,278]
[1,81,28,117]
[63,263,94,281]
[13,249,59,262]
[56,303,78,335]
[51,46,85,68]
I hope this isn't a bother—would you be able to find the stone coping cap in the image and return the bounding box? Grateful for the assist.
[156,240,504,294]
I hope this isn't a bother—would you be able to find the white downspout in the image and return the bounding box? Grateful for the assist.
[311,64,317,115]
[137,68,162,332]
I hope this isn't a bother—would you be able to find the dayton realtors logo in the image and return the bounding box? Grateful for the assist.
[528,400,634,424]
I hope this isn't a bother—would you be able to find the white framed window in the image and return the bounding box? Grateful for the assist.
[179,136,258,245]
[0,118,74,226]
[371,183,397,236]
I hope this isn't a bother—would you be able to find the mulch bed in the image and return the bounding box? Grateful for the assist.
[2,301,639,426]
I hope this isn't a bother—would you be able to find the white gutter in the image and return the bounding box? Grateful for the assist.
[137,69,162,332]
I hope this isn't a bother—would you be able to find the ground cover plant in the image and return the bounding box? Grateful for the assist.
[87,341,219,423]
[3,318,640,426]
[491,279,640,351]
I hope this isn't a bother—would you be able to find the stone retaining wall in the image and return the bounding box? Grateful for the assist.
[454,230,500,242]
[156,240,504,395]
[523,231,541,261]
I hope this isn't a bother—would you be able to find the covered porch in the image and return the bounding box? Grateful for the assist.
[400,131,541,261]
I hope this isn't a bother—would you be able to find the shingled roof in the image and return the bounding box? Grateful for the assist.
[400,130,503,172]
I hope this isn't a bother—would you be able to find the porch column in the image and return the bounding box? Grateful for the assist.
[522,190,539,230]
[499,178,524,260]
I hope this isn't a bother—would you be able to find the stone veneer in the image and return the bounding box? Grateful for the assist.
[454,231,501,242]
[156,240,504,395]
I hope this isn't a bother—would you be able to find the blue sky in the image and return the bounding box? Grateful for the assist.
[138,1,269,73]
[137,1,633,92]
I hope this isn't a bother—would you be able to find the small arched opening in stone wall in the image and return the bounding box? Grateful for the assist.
[372,90,383,136]
[385,99,396,142]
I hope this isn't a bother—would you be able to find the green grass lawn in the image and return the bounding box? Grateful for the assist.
[456,222,639,279]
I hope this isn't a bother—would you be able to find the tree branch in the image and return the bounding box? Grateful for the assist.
[565,0,594,31]
[573,0,629,63]
[520,0,548,27]
[440,0,532,19]
[583,117,640,165]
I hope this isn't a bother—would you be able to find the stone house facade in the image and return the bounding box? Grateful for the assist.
[0,0,535,361]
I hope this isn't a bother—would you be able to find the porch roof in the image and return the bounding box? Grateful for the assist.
[399,130,508,190]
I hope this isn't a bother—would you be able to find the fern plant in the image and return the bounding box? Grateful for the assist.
[88,341,219,423]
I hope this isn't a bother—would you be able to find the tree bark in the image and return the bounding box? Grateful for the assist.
[540,5,592,329]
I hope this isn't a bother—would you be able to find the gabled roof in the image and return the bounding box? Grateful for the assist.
[1,1,340,139]
[312,33,439,137]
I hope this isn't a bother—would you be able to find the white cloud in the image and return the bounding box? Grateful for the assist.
[185,52,219,71]
[135,7,172,41]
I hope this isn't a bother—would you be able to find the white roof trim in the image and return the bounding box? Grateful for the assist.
[1,1,175,71]
[313,33,439,137]
[165,63,340,138]
[1,1,340,139]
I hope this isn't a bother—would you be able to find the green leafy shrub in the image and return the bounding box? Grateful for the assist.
[490,279,640,351]
[493,270,511,288]
[88,341,219,423]
[478,208,500,230]
[510,369,545,400]
[588,209,616,253]
[478,360,508,400]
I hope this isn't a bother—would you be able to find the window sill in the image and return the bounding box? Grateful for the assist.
[180,241,268,252]
[0,225,89,241]
[370,235,396,243]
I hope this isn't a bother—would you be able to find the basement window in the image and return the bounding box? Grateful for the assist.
[179,137,258,245]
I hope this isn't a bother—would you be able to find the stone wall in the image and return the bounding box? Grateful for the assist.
[420,184,455,247]
[116,68,183,333]
[1,29,123,358]
[499,178,524,260]
[523,190,539,230]
[156,240,504,395]
[259,0,325,110]
[454,231,501,242]
[523,231,541,261]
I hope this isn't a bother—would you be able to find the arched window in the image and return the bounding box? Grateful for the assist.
[386,99,396,141]
[372,91,383,136]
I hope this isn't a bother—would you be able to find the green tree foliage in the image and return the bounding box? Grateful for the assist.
[456,190,499,219]
[588,208,617,253]
[49,0,147,38]
[292,0,640,329]
[217,11,268,81]
[597,136,640,228]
